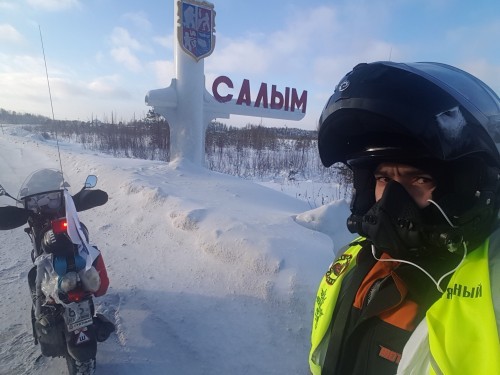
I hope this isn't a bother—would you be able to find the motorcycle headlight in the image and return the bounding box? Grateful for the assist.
[58,272,78,292]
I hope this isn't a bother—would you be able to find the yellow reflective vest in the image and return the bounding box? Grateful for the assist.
[309,236,500,375]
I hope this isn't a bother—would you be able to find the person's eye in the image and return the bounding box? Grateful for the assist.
[375,175,390,183]
[415,176,434,185]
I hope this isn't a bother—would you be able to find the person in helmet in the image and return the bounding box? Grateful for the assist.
[309,61,500,375]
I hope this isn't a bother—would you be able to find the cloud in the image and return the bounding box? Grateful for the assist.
[87,76,119,94]
[206,7,338,78]
[207,39,269,75]
[110,47,142,72]
[148,59,175,87]
[207,3,393,81]
[207,4,395,90]
[0,54,53,116]
[26,0,81,11]
[276,6,340,54]
[0,54,81,104]
[0,1,17,10]
[122,11,152,31]
[0,53,44,75]
[110,27,143,51]
[87,76,132,99]
[0,51,128,106]
[154,35,173,50]
[0,24,24,43]
[109,27,150,72]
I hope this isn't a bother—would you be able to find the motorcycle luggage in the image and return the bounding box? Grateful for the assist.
[94,313,115,342]
[35,316,67,358]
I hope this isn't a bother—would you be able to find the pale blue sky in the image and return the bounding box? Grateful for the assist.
[1,0,499,130]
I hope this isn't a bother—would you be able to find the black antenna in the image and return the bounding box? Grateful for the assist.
[38,25,65,184]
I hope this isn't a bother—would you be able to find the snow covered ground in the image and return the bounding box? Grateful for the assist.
[0,126,356,375]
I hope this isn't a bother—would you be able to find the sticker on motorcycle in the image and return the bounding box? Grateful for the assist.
[77,330,90,344]
[64,300,93,331]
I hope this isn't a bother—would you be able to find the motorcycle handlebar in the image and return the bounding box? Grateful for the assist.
[0,206,30,230]
[0,189,108,230]
[72,189,109,212]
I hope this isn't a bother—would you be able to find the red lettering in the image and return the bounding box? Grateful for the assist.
[270,85,284,110]
[212,76,307,115]
[284,87,290,111]
[254,83,269,108]
[212,76,233,103]
[291,89,308,113]
[236,79,252,106]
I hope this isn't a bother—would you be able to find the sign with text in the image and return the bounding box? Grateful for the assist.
[212,75,308,114]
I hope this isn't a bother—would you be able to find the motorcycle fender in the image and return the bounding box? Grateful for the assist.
[64,323,97,362]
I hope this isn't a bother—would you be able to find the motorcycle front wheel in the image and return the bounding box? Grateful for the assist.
[65,355,96,375]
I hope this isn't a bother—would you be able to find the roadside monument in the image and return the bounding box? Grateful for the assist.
[146,0,307,165]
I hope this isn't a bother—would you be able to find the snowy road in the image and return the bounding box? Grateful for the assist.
[0,128,342,374]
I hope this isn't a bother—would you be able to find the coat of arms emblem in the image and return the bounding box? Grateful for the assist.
[177,0,216,61]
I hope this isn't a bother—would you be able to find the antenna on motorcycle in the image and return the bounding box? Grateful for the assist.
[39,25,66,188]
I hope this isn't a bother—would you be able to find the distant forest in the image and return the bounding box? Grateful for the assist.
[0,108,351,188]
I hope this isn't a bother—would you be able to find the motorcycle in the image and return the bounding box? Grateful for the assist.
[0,168,114,375]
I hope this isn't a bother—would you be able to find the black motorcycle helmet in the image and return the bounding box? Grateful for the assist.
[318,61,500,258]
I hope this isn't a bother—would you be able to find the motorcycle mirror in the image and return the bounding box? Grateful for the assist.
[84,175,98,189]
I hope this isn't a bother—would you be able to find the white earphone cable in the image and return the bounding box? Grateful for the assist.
[370,198,466,293]
[371,242,467,293]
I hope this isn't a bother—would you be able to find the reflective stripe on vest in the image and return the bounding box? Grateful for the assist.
[310,238,500,375]
[309,242,363,375]
[427,238,500,375]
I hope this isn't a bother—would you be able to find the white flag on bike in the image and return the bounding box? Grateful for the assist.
[64,189,100,270]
